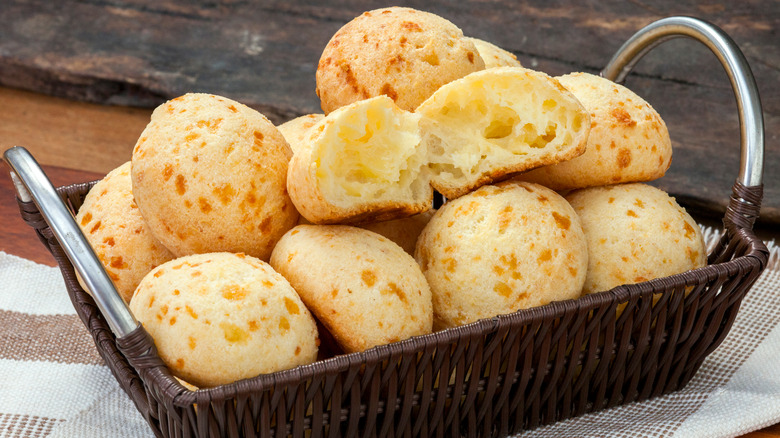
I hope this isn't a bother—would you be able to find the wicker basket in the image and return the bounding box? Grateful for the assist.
[5,16,769,438]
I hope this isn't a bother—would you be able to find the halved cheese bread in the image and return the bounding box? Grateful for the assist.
[416,67,590,199]
[287,95,432,224]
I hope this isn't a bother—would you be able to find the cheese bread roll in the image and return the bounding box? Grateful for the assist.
[278,114,324,155]
[316,7,484,113]
[566,183,706,295]
[270,225,433,353]
[131,93,298,261]
[416,181,588,328]
[76,162,175,303]
[129,252,318,388]
[519,72,672,190]
[287,96,432,224]
[417,67,590,199]
[466,37,521,68]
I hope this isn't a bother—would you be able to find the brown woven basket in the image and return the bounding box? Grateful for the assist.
[6,16,770,438]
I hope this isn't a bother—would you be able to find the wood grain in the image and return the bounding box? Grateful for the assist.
[0,87,151,174]
[0,1,777,224]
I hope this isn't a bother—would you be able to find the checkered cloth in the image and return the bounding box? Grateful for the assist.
[0,226,778,438]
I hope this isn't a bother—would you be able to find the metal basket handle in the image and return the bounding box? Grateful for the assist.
[3,146,140,338]
[601,16,764,191]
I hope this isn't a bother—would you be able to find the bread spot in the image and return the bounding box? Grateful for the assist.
[173,289,180,295]
[467,51,475,63]
[568,266,578,277]
[262,280,274,288]
[191,271,202,277]
[627,210,639,218]
[401,21,422,32]
[109,256,126,269]
[103,236,115,246]
[175,175,187,195]
[222,284,247,301]
[197,118,223,132]
[248,320,259,332]
[551,212,571,230]
[198,197,212,213]
[634,276,648,283]
[617,148,632,168]
[686,247,699,264]
[259,217,273,233]
[284,297,300,315]
[442,257,456,273]
[213,184,235,205]
[169,316,177,325]
[174,358,185,369]
[360,270,377,287]
[493,265,505,276]
[537,249,552,265]
[500,254,519,270]
[382,282,408,304]
[147,295,156,308]
[683,222,696,239]
[611,107,636,127]
[287,252,296,263]
[493,282,512,298]
[279,317,290,332]
[80,212,92,226]
[221,322,250,344]
[380,83,398,100]
[90,221,102,233]
[634,199,645,208]
[295,346,302,355]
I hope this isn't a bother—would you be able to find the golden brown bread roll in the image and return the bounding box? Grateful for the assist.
[129,252,319,388]
[415,181,588,328]
[287,95,432,224]
[518,72,672,190]
[277,114,324,155]
[75,162,174,303]
[270,225,433,353]
[416,67,591,199]
[131,93,298,261]
[466,37,521,68]
[316,7,485,113]
[565,183,706,295]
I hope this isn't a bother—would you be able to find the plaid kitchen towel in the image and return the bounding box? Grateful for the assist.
[0,226,778,438]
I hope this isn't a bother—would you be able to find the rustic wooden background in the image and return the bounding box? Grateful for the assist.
[0,0,777,225]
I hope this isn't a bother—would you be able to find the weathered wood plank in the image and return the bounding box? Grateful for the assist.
[0,0,777,225]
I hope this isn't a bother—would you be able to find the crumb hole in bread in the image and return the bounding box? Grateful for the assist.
[422,51,440,66]
[315,98,427,205]
[483,107,520,140]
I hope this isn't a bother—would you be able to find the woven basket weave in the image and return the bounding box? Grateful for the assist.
[10,16,769,438]
[16,180,769,438]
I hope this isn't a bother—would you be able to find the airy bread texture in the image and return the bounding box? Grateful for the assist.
[360,210,436,255]
[316,7,485,113]
[270,225,433,353]
[287,95,432,224]
[128,252,319,388]
[131,93,298,260]
[565,183,706,295]
[278,114,324,155]
[466,37,521,68]
[416,67,591,199]
[75,162,174,303]
[415,181,588,328]
[518,72,672,190]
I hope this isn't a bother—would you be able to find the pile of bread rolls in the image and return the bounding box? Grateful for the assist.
[76,7,706,388]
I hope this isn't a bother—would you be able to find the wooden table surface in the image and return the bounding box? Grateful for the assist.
[1,1,778,435]
[1,87,779,438]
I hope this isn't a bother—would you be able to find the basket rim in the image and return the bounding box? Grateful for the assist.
[46,179,770,408]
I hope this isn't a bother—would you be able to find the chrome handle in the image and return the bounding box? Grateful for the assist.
[3,146,139,338]
[601,16,764,188]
